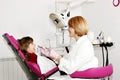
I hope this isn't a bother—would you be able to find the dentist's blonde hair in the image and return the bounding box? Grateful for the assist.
[68,16,88,37]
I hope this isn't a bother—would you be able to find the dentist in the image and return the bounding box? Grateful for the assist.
[40,16,98,76]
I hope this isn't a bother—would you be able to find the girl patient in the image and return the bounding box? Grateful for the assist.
[18,36,58,74]
[18,37,37,63]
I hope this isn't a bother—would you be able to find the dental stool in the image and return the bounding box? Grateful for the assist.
[70,64,113,79]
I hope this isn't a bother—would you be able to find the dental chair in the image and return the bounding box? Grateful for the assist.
[3,33,59,80]
[3,33,113,80]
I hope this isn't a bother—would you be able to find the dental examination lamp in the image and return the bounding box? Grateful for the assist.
[49,0,71,30]
[49,9,70,30]
[49,9,70,49]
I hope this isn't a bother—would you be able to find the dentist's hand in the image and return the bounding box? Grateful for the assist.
[40,47,61,61]
[40,47,50,57]
[49,49,60,61]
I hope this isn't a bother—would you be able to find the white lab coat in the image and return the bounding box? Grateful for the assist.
[57,35,98,80]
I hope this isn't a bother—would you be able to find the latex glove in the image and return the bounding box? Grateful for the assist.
[40,47,50,57]
[40,46,60,60]
[49,49,60,61]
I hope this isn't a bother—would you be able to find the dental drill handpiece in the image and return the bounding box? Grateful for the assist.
[98,31,105,44]
[37,45,50,50]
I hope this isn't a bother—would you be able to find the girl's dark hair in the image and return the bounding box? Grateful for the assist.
[18,36,33,60]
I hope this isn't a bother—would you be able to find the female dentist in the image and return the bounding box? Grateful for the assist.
[40,16,98,80]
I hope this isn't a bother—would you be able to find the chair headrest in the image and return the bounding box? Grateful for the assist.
[4,33,26,60]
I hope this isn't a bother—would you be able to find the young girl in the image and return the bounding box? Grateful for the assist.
[18,36,37,63]
[18,36,58,75]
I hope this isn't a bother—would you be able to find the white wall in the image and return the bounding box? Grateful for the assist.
[0,0,120,79]
[0,0,57,58]
[82,0,120,79]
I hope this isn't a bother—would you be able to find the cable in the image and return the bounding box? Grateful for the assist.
[62,30,65,45]
[101,46,105,67]
[104,45,110,80]
[101,43,110,80]
[65,46,69,53]
[104,46,109,66]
